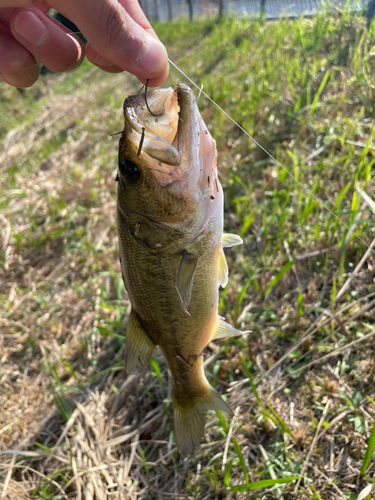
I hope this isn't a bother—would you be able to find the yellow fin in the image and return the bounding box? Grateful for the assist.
[176,253,198,314]
[124,310,156,375]
[222,233,243,247]
[212,316,249,340]
[173,386,233,455]
[218,247,228,288]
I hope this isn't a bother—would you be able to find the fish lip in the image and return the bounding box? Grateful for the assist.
[123,83,195,167]
[175,83,194,154]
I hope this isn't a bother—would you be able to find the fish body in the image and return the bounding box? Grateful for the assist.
[117,84,243,454]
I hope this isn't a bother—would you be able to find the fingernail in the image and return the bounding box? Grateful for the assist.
[136,35,167,75]
[14,9,48,47]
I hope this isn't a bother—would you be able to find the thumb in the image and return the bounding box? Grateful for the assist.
[49,0,168,85]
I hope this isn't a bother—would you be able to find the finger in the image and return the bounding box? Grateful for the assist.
[9,7,85,73]
[0,7,17,24]
[118,0,157,37]
[0,0,44,7]
[138,64,169,88]
[84,45,122,71]
[49,0,168,85]
[31,1,50,14]
[0,2,49,25]
[0,23,39,87]
[85,44,168,87]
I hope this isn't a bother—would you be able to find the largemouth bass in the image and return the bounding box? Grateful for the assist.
[117,83,244,454]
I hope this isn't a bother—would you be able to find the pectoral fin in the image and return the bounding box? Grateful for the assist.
[212,316,249,340]
[222,233,243,247]
[218,248,228,288]
[125,310,156,375]
[176,252,198,314]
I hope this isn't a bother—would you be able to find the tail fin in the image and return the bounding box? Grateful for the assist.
[173,386,233,455]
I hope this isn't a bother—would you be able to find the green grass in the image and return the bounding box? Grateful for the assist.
[1,6,375,500]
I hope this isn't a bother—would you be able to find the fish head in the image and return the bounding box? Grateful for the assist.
[117,83,221,250]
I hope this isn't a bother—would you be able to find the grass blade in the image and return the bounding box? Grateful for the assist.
[233,438,249,487]
[228,476,299,492]
[361,420,375,477]
[309,69,331,116]
[357,484,374,500]
[240,354,261,406]
[264,260,294,298]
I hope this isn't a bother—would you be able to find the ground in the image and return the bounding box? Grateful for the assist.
[1,9,375,500]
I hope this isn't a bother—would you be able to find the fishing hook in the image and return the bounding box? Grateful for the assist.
[144,79,156,117]
[137,126,146,157]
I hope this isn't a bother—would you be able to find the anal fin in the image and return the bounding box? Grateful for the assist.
[125,310,156,375]
[212,316,250,340]
[222,233,243,247]
[176,252,198,314]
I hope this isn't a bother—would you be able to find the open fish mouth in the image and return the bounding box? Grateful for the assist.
[123,83,194,167]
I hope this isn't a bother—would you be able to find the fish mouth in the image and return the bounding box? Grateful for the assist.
[123,83,194,167]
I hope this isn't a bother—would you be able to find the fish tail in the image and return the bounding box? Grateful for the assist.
[173,385,233,455]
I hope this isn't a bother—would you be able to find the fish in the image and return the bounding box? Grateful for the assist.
[117,83,245,454]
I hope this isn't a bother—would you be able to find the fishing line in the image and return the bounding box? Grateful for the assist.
[168,57,375,255]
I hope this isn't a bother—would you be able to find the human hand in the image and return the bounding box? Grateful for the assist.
[0,0,169,88]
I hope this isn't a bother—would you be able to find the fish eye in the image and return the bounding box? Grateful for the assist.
[119,159,141,183]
